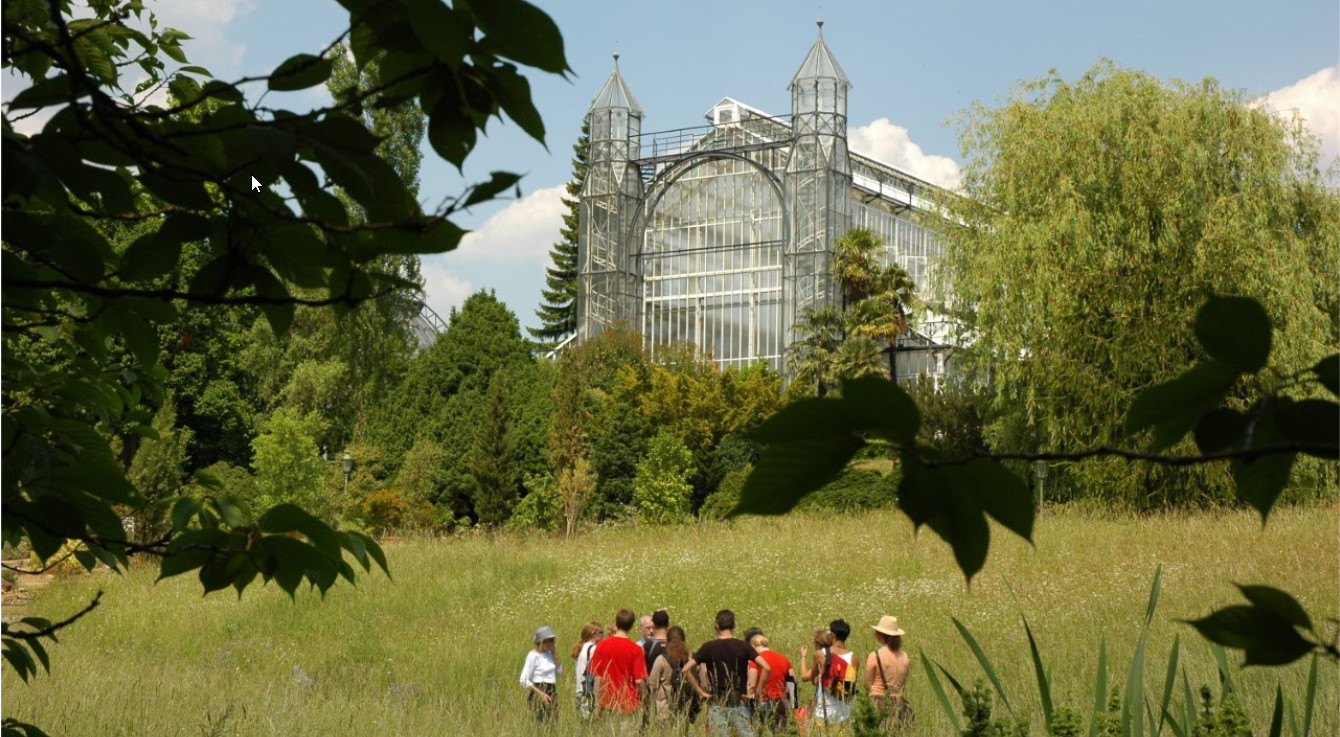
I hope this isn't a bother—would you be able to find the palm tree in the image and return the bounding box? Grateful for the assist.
[787,305,845,397]
[833,229,918,382]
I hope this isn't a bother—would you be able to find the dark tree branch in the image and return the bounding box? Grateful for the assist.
[914,443,1337,469]
[2,277,397,308]
[1,591,103,641]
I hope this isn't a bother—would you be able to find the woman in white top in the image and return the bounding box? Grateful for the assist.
[570,620,603,718]
[520,626,562,723]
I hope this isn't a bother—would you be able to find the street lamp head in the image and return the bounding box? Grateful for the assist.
[341,451,354,475]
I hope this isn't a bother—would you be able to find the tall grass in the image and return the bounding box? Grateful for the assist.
[2,505,1334,736]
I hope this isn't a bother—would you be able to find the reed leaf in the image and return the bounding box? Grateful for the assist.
[1088,638,1109,737]
[953,616,1013,715]
[920,649,963,734]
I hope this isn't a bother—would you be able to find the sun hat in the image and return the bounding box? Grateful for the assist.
[534,625,558,644]
[870,615,905,637]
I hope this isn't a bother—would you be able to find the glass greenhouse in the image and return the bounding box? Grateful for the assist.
[576,24,952,382]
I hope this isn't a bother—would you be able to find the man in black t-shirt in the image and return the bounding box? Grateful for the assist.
[683,609,771,737]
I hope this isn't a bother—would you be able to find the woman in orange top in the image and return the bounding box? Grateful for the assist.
[866,615,913,728]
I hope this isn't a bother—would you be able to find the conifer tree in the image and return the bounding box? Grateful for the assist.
[530,122,590,346]
[471,368,518,525]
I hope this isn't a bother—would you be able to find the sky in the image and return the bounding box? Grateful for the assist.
[7,1,1339,333]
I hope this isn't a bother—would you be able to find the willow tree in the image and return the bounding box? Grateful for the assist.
[940,60,1340,506]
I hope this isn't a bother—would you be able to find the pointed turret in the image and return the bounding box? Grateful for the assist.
[577,54,645,342]
[789,21,851,92]
[589,54,645,116]
[783,21,852,353]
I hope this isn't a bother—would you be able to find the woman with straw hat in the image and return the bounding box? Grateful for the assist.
[520,625,563,724]
[866,615,913,730]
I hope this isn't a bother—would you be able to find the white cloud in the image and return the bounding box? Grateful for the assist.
[451,185,567,262]
[153,0,256,77]
[1259,66,1340,168]
[419,260,474,321]
[848,118,962,190]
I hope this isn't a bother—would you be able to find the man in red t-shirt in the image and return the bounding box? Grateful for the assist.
[590,608,648,721]
[748,633,795,732]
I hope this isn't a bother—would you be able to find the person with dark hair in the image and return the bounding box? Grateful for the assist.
[643,609,670,671]
[740,627,763,646]
[648,624,692,725]
[866,615,913,729]
[590,608,648,726]
[800,620,857,727]
[684,609,771,737]
[519,626,562,724]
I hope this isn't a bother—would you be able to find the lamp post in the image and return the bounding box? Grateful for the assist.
[341,451,354,495]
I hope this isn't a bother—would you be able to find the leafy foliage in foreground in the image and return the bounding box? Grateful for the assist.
[738,295,1338,667]
[1,0,570,718]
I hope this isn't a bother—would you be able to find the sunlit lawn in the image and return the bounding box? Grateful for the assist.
[3,504,1335,736]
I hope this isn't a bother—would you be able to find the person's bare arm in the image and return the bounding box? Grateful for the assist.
[753,655,771,698]
[799,645,814,682]
[747,665,759,699]
[683,657,710,700]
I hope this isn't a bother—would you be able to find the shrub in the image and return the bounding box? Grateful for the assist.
[699,465,751,521]
[796,468,898,512]
[508,474,562,532]
[360,488,414,534]
[632,432,695,524]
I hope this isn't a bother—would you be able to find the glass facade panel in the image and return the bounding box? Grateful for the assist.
[640,157,785,371]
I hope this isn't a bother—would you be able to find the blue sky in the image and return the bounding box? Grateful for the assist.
[9,1,1339,333]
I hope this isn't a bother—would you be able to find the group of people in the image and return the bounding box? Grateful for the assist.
[519,607,912,735]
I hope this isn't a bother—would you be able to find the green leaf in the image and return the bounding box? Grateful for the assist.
[9,75,77,109]
[896,450,945,528]
[1232,452,1295,523]
[1088,639,1108,737]
[920,650,963,734]
[1275,400,1339,458]
[170,497,203,533]
[111,308,160,367]
[257,504,341,559]
[1145,564,1163,628]
[1194,296,1272,373]
[929,489,990,582]
[748,397,859,443]
[1301,653,1317,737]
[956,459,1034,543]
[729,434,864,516]
[427,96,477,168]
[118,233,183,282]
[463,0,569,74]
[1020,609,1054,734]
[1184,605,1313,666]
[1124,360,1240,450]
[269,53,333,91]
[1193,408,1248,455]
[1123,631,1147,737]
[407,0,468,64]
[840,377,921,442]
[463,171,523,209]
[1268,686,1285,737]
[1311,355,1338,397]
[1157,635,1181,737]
[951,617,1011,713]
[1236,585,1312,629]
[350,531,389,577]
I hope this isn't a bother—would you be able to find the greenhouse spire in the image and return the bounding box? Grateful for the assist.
[789,20,850,89]
[589,53,644,115]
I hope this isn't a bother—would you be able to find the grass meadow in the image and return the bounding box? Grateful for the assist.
[2,505,1336,736]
